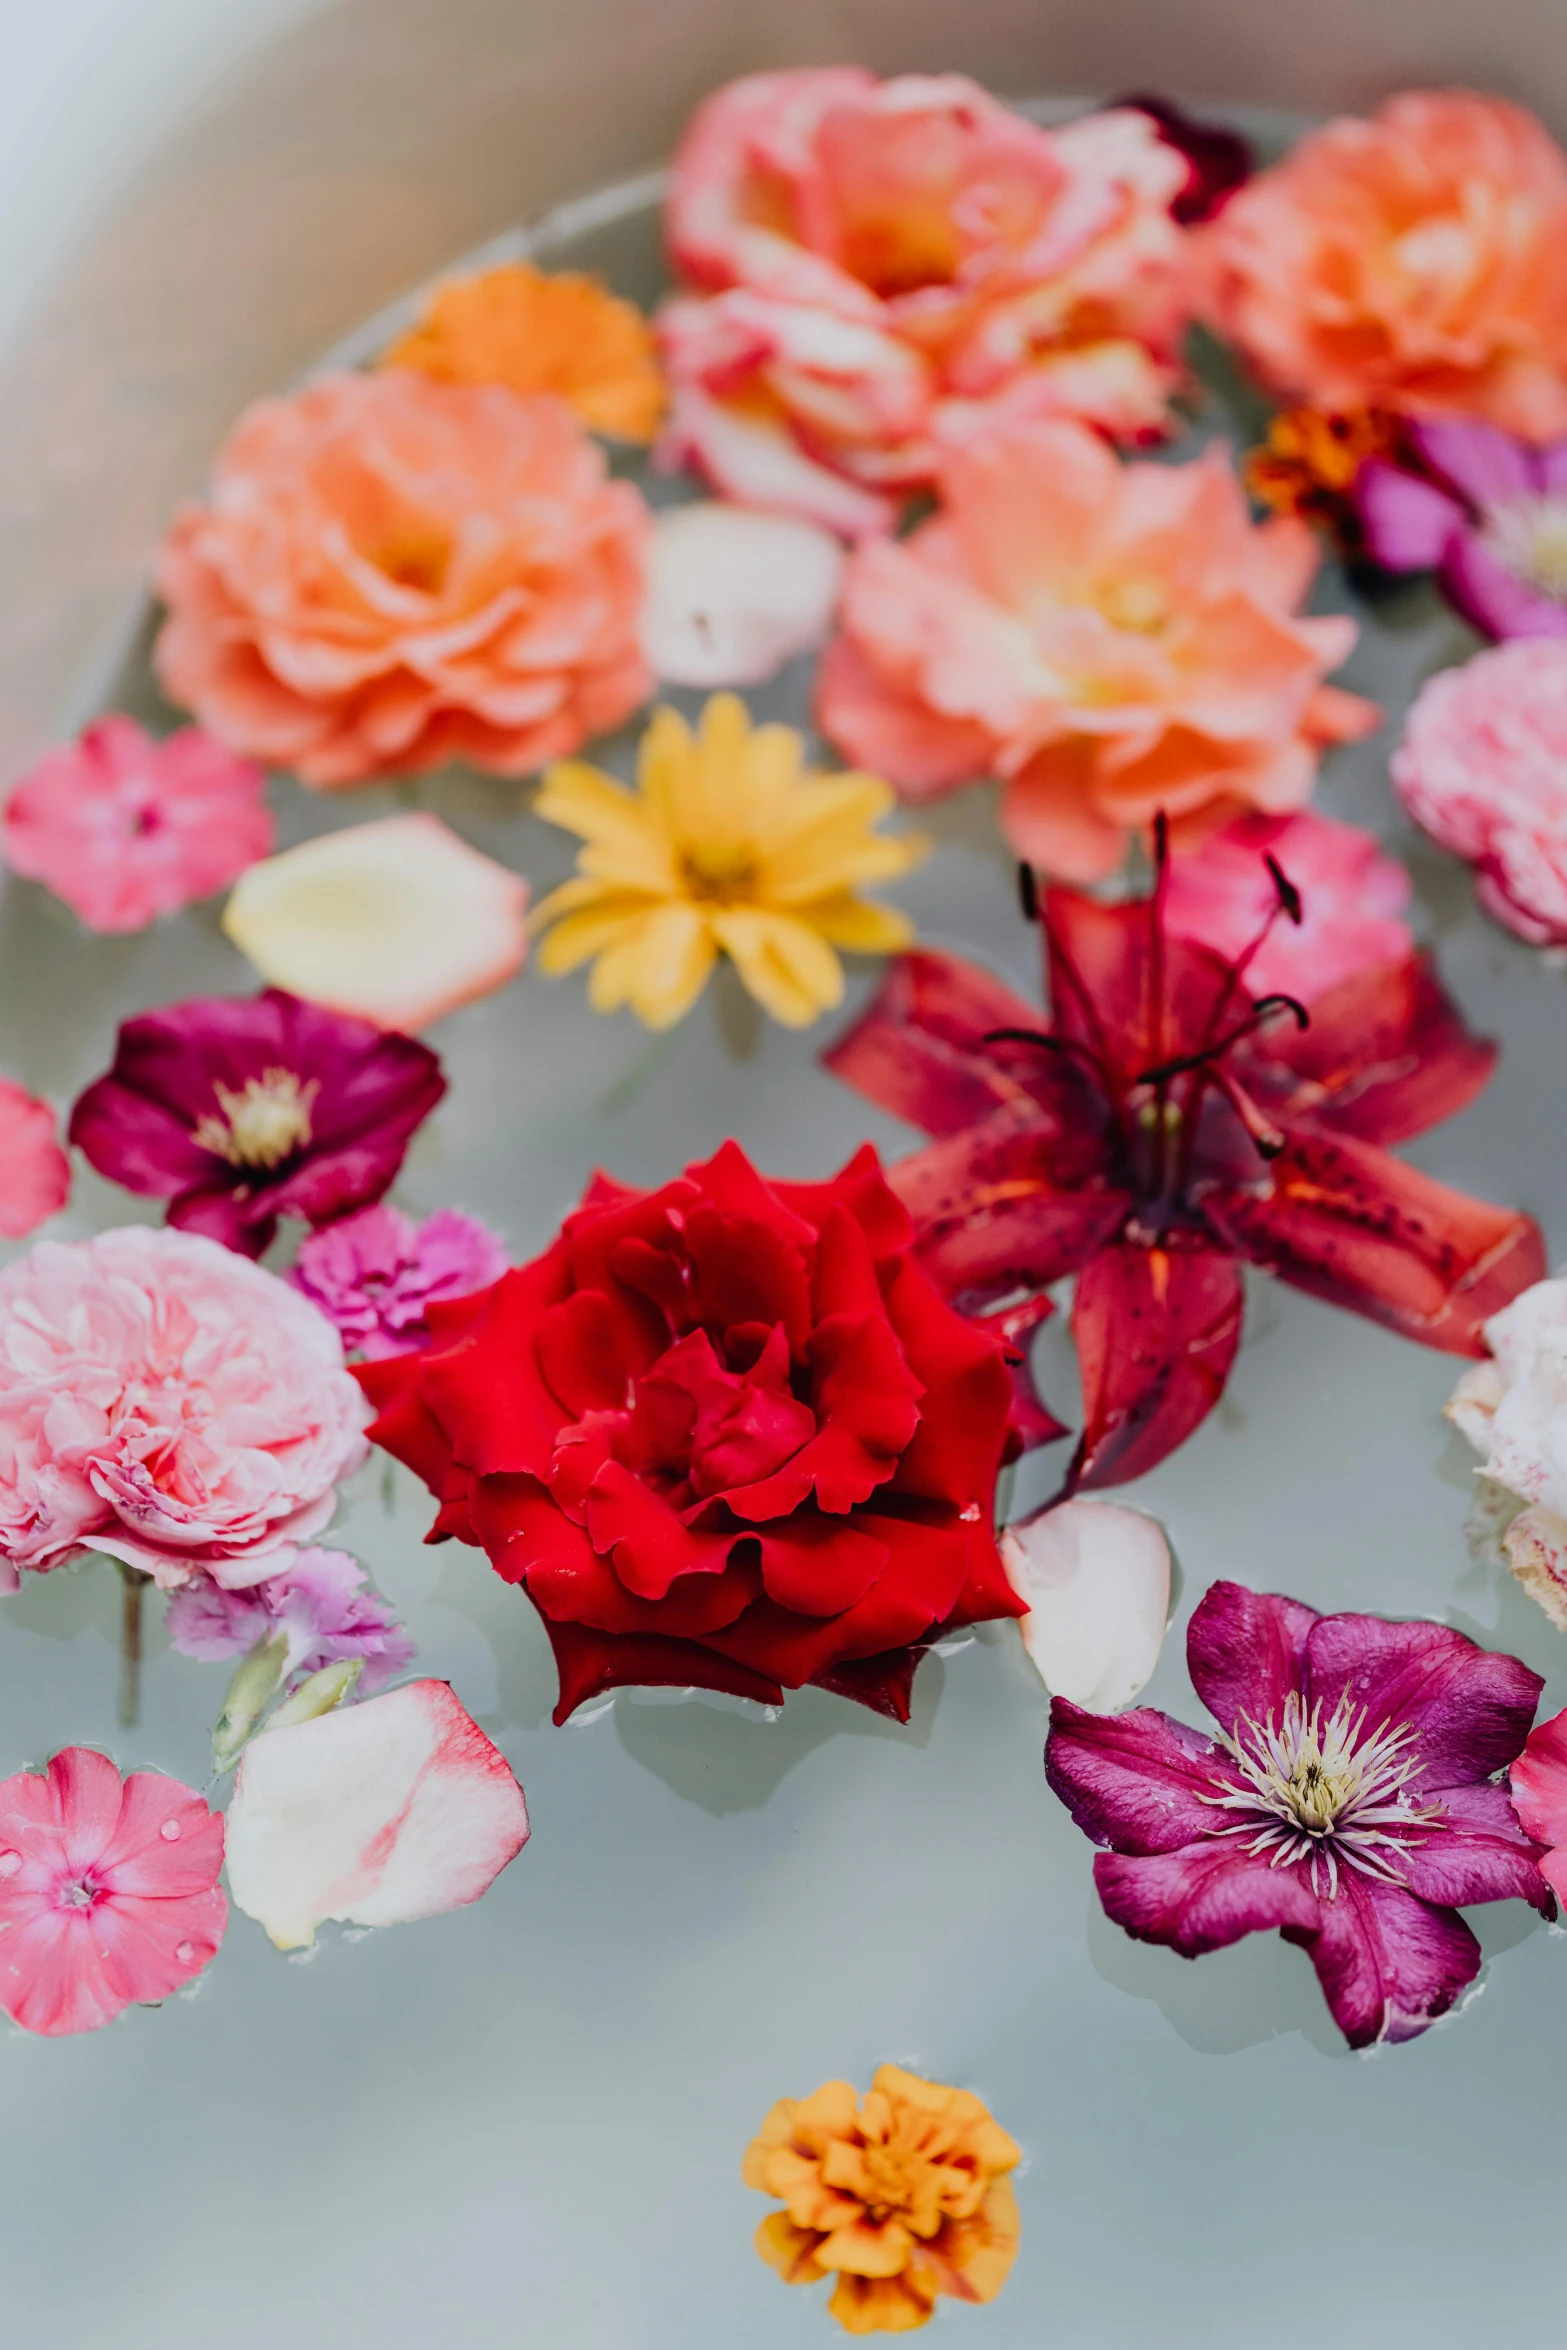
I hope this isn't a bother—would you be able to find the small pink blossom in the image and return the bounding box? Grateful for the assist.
[2,717,272,934]
[1392,639,1567,944]
[1163,810,1414,1001]
[165,1546,414,1690]
[0,1225,370,1592]
[288,1204,508,1359]
[0,1079,69,1239]
[0,1747,226,2035]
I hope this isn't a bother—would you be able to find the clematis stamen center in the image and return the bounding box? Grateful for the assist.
[192,1068,320,1169]
[1482,495,1567,602]
[1200,1688,1446,1897]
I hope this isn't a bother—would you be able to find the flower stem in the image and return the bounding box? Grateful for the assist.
[117,1565,151,1730]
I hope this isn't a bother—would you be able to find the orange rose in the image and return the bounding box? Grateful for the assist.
[154,371,651,789]
[744,2065,1021,2335]
[1202,92,1567,443]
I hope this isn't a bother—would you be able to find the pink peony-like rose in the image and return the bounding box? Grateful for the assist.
[1163,810,1414,1001]
[0,1226,370,1593]
[154,371,652,789]
[659,71,1194,537]
[1200,92,1567,443]
[1391,639,1567,944]
[0,1078,69,1239]
[817,417,1376,879]
[2,716,272,933]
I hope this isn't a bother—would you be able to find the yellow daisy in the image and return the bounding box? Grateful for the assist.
[532,693,927,1031]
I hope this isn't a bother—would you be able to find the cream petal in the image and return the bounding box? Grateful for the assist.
[642,502,844,688]
[1001,1498,1171,1712]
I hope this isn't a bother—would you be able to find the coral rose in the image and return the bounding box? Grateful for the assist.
[0,1226,370,1591]
[358,1140,1020,1722]
[1201,93,1567,443]
[744,2064,1022,2334]
[154,371,651,788]
[659,70,1193,537]
[817,417,1375,880]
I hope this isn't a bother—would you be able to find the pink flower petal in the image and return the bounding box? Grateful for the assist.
[0,1079,69,1239]
[224,1678,529,1948]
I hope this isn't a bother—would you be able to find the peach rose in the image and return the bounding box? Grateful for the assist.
[817,417,1376,880]
[155,372,652,788]
[1202,92,1567,443]
[659,70,1194,537]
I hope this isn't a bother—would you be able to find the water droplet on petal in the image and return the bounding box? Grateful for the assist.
[159,1818,182,1841]
[175,1941,196,1965]
[0,1852,20,1878]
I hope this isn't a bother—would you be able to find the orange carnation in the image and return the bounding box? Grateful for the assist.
[154,370,651,789]
[382,262,665,442]
[1202,92,1567,444]
[744,2065,1021,2334]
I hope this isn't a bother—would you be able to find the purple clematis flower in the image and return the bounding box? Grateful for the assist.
[1356,418,1567,639]
[1046,1578,1553,2048]
[69,988,445,1259]
[289,1202,508,1358]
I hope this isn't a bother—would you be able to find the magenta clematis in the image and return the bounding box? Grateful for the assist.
[288,1202,508,1358]
[825,831,1545,1488]
[1356,418,1567,639]
[69,988,445,1258]
[1046,1579,1552,2048]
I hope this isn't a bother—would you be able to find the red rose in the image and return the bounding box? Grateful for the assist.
[359,1141,1021,1722]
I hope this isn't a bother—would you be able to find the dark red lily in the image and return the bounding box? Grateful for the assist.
[825,834,1546,1492]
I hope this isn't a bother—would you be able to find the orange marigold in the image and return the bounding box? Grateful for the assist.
[382,262,664,441]
[743,2065,1021,2335]
[1245,404,1402,525]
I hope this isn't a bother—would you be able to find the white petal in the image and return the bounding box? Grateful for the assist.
[1001,1498,1171,1714]
[640,500,845,687]
[224,1678,529,1948]
[223,812,528,1031]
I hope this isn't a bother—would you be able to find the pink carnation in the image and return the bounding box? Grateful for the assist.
[1163,810,1414,1000]
[1391,639,1567,944]
[165,1545,414,1691]
[288,1203,507,1358]
[0,1079,69,1239]
[0,1226,370,1593]
[0,1747,226,2037]
[2,717,272,934]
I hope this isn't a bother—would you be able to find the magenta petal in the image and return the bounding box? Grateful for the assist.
[1303,1611,1544,1785]
[1045,1696,1232,1855]
[1440,531,1567,641]
[1534,441,1567,497]
[1355,460,1465,572]
[1394,1782,1552,1916]
[1408,418,1538,510]
[1185,1579,1319,1739]
[1093,1841,1319,1956]
[1299,1873,1481,2049]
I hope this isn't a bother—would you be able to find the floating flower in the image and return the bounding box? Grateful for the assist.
[359,1141,1020,1723]
[1046,1579,1552,2049]
[69,987,445,1259]
[0,1226,368,1590]
[154,370,651,789]
[1506,1708,1567,1905]
[1244,404,1401,529]
[1357,420,1567,641]
[745,2064,1021,2335]
[816,419,1376,882]
[0,1078,69,1239]
[1114,93,1252,224]
[1391,639,1567,946]
[224,1677,529,1949]
[1001,1498,1170,1713]
[1200,92,1567,441]
[641,502,844,687]
[826,835,1541,1487]
[289,1202,508,1359]
[222,813,529,1032]
[533,693,925,1030]
[0,1747,226,2036]
[1163,810,1414,1003]
[165,1545,413,1690]
[2,716,272,935]
[658,71,1193,537]
[1447,1276,1567,1627]
[381,260,664,440]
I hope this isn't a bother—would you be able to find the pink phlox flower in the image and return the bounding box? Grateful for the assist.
[0,1747,226,2036]
[288,1203,508,1358]
[0,1077,70,1241]
[1163,809,1414,1001]
[2,716,272,934]
[165,1544,415,1691]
